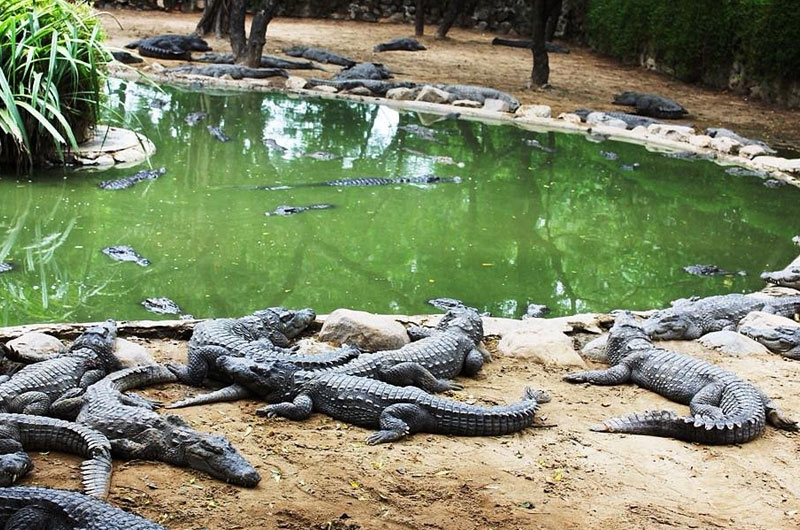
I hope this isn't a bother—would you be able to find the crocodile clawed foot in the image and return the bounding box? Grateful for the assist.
[255,406,278,418]
[768,409,799,431]
[562,372,587,383]
[444,380,463,392]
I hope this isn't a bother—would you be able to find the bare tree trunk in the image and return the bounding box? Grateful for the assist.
[230,0,280,68]
[530,0,550,87]
[436,0,460,39]
[196,0,229,37]
[545,0,562,41]
[415,0,425,37]
[230,0,246,60]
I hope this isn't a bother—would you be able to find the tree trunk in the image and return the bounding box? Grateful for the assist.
[436,0,461,39]
[545,0,562,41]
[230,0,281,68]
[196,0,229,38]
[530,0,550,87]
[415,0,425,37]
[230,0,247,61]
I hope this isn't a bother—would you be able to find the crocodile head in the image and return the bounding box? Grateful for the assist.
[72,320,121,371]
[607,311,655,364]
[217,357,300,403]
[740,325,800,353]
[761,266,800,289]
[0,440,33,486]
[253,307,316,343]
[641,310,701,340]
[167,421,260,487]
[441,307,484,344]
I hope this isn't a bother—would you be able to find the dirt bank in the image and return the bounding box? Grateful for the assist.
[100,9,800,151]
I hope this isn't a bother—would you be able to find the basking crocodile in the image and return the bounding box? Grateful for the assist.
[706,128,776,154]
[195,52,322,70]
[98,168,166,190]
[0,413,112,497]
[682,264,746,277]
[224,359,549,444]
[563,311,797,444]
[167,307,321,386]
[643,293,800,340]
[101,245,150,267]
[761,238,800,289]
[110,50,143,64]
[0,486,165,529]
[740,324,800,360]
[573,108,663,129]
[612,91,688,119]
[374,37,427,52]
[252,175,461,191]
[308,78,418,96]
[283,46,357,67]
[436,84,521,112]
[334,62,392,81]
[74,364,261,487]
[0,320,120,416]
[490,38,570,54]
[165,64,289,80]
[265,204,335,216]
[169,307,487,409]
[125,34,211,61]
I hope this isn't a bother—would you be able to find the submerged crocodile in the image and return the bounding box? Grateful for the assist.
[612,91,688,119]
[185,111,208,126]
[643,293,800,340]
[374,37,427,52]
[167,307,322,386]
[0,320,120,416]
[563,311,797,444]
[252,175,461,191]
[682,264,746,277]
[73,364,261,487]
[141,297,182,315]
[165,64,289,80]
[225,359,549,444]
[266,204,336,216]
[98,168,166,190]
[0,413,112,497]
[125,34,211,61]
[283,46,357,67]
[0,486,165,529]
[195,52,322,70]
[101,245,150,267]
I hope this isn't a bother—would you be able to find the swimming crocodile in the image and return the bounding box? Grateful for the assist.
[265,204,336,216]
[98,168,166,190]
[141,297,182,315]
[0,262,12,274]
[165,64,289,80]
[334,62,392,81]
[206,124,231,142]
[682,264,746,277]
[0,413,112,497]
[612,91,688,119]
[195,52,322,70]
[374,37,427,52]
[643,293,800,340]
[283,46,357,67]
[74,364,261,487]
[563,311,797,444]
[252,175,462,191]
[224,359,549,444]
[101,245,150,267]
[125,34,211,61]
[490,38,571,54]
[185,111,208,126]
[0,320,120,417]
[0,486,165,529]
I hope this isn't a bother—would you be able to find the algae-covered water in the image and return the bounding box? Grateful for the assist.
[1,79,798,326]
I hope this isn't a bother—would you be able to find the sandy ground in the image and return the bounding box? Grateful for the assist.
[17,328,800,530]
[99,9,800,151]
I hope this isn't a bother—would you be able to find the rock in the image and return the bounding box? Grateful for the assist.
[482,98,511,113]
[312,85,339,94]
[688,134,713,148]
[698,330,769,356]
[709,136,742,154]
[343,86,374,96]
[385,87,415,100]
[738,311,800,332]
[630,125,648,137]
[146,62,165,73]
[557,112,582,125]
[738,144,767,159]
[112,147,146,165]
[284,76,308,90]
[516,104,552,119]
[319,309,409,352]
[114,338,157,368]
[452,99,482,108]
[586,112,627,130]
[752,156,800,175]
[647,123,695,142]
[414,85,453,104]
[581,334,608,362]
[497,328,586,368]
[6,332,64,358]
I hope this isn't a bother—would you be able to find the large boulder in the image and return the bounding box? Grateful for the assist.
[5,332,64,357]
[516,104,552,119]
[586,112,627,130]
[415,85,453,104]
[697,330,769,356]
[319,309,409,352]
[114,338,157,368]
[580,334,609,362]
[497,328,586,368]
[647,123,695,142]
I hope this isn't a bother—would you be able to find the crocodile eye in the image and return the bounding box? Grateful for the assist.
[200,440,223,454]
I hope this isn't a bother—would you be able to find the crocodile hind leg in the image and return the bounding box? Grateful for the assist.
[256,394,314,421]
[462,348,486,376]
[168,345,231,385]
[563,364,632,385]
[756,389,798,431]
[376,361,462,392]
[120,392,162,410]
[688,382,726,420]
[9,391,51,415]
[365,403,433,445]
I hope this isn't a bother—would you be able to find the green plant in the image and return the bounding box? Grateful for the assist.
[0,0,110,169]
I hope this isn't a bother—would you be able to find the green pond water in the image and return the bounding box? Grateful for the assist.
[1,79,799,326]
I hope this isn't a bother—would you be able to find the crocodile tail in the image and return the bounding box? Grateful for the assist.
[431,387,547,437]
[81,454,113,498]
[166,383,251,409]
[591,409,766,445]
[137,44,190,61]
[107,364,178,392]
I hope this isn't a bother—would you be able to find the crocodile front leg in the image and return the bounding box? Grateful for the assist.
[256,394,313,420]
[563,364,632,385]
[756,389,798,431]
[376,361,462,392]
[365,403,433,445]
[168,345,231,385]
[79,369,107,389]
[110,428,168,460]
[120,393,162,410]
[50,388,86,420]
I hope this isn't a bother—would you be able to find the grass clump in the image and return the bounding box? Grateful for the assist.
[0,0,110,169]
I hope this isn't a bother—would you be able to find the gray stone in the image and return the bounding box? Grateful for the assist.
[581,334,609,362]
[688,134,713,148]
[482,98,511,113]
[557,112,582,125]
[343,86,374,96]
[414,85,453,104]
[586,112,627,130]
[319,309,409,352]
[114,338,157,368]
[385,87,416,100]
[284,76,308,90]
[6,332,64,357]
[752,156,800,175]
[698,330,769,356]
[312,85,339,94]
[497,328,586,368]
[516,104,552,119]
[738,311,800,332]
[738,144,767,159]
[709,136,742,154]
[452,99,482,108]
[647,123,695,142]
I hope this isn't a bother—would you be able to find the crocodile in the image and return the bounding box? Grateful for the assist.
[490,38,571,54]
[761,239,800,289]
[125,34,211,61]
[265,204,336,216]
[73,364,261,487]
[283,46,357,67]
[252,175,462,191]
[101,245,150,267]
[334,62,392,81]
[205,125,230,143]
[643,293,800,340]
[600,150,619,160]
[0,413,112,497]
[308,78,418,96]
[141,297,182,315]
[0,262,12,273]
[612,91,688,119]
[436,84,521,112]
[0,320,120,417]
[398,124,440,141]
[0,486,165,529]
[374,37,427,52]
[110,50,143,64]
[740,324,800,360]
[302,151,339,160]
[166,307,321,386]
[563,311,797,444]
[682,264,746,277]
[573,109,663,129]
[706,128,776,154]
[195,52,322,70]
[165,64,289,80]
[170,307,487,409]
[98,168,166,190]
[522,304,550,319]
[185,111,208,126]
[523,138,555,153]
